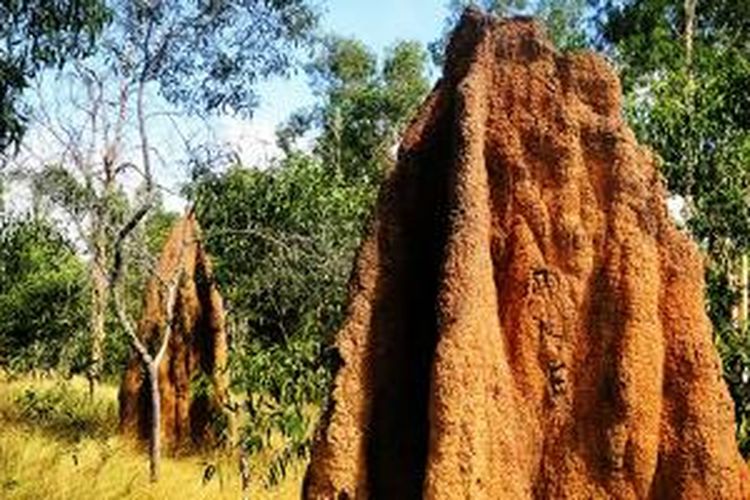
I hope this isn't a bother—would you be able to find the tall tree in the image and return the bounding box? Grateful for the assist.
[192,36,431,484]
[280,36,430,184]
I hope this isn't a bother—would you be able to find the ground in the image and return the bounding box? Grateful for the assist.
[0,375,306,499]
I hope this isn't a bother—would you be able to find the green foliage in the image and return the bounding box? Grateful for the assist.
[280,37,430,184]
[193,155,373,483]
[27,154,181,377]
[0,0,110,151]
[190,35,430,483]
[623,55,750,251]
[142,208,179,257]
[30,165,96,217]
[538,0,589,50]
[0,216,88,372]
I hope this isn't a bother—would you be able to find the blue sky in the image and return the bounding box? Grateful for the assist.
[253,0,451,125]
[323,0,448,51]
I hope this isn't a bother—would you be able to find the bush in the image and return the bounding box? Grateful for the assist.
[0,216,88,373]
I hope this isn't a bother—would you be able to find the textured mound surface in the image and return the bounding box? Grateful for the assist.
[305,10,750,499]
[119,214,229,452]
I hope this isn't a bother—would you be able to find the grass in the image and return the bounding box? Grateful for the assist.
[0,375,306,499]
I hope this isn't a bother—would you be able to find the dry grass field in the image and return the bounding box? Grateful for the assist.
[0,375,306,499]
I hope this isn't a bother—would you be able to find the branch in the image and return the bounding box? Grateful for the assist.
[113,161,182,197]
[113,284,153,364]
[154,266,181,365]
[137,80,153,191]
[109,198,154,286]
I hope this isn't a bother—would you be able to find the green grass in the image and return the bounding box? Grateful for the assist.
[0,375,306,499]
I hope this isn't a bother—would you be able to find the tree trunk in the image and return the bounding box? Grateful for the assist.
[147,361,161,483]
[741,252,749,329]
[239,448,251,500]
[88,231,108,398]
[684,0,698,67]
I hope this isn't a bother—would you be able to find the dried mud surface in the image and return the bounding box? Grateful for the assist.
[119,214,229,453]
[304,10,750,499]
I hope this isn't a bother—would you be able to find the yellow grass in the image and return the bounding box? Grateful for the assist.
[0,375,306,499]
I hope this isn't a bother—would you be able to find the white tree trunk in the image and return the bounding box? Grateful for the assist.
[684,0,698,66]
[741,252,748,329]
[147,361,161,482]
[88,230,108,398]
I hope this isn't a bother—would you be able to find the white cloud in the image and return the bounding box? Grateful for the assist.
[217,116,282,168]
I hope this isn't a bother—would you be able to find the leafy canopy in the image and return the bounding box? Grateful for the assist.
[116,0,318,115]
[0,0,110,151]
[280,36,430,184]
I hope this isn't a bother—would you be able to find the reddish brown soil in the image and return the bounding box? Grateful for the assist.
[119,213,229,453]
[304,10,750,499]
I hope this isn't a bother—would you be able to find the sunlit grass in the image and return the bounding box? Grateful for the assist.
[0,374,306,499]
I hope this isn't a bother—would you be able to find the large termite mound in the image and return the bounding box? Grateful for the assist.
[119,213,229,453]
[305,9,750,499]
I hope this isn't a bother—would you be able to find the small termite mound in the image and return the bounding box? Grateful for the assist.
[119,213,230,453]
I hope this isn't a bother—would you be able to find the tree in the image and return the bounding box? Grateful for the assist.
[109,212,186,483]
[6,0,319,481]
[192,155,373,485]
[20,62,158,396]
[598,0,750,453]
[0,0,110,152]
[115,0,318,117]
[98,0,320,482]
[0,215,88,373]
[280,36,430,184]
[11,0,319,401]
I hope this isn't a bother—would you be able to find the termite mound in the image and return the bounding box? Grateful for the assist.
[304,9,750,499]
[119,213,230,453]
